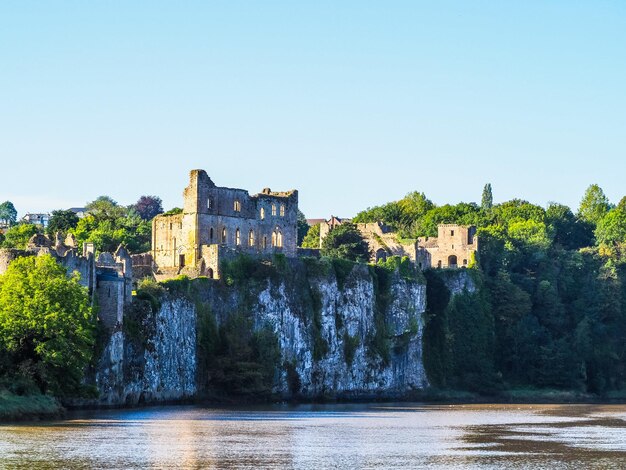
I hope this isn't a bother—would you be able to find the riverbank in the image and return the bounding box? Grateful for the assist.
[0,390,64,422]
[5,387,626,423]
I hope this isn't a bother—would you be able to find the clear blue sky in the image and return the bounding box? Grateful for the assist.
[1,1,625,218]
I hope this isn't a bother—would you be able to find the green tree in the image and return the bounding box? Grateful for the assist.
[418,203,482,237]
[1,224,40,249]
[492,199,545,226]
[481,183,493,211]
[297,210,309,245]
[595,205,626,246]
[47,209,80,236]
[320,222,370,262]
[301,223,321,248]
[85,196,127,222]
[0,254,95,395]
[71,196,152,253]
[0,201,17,227]
[578,184,611,226]
[545,202,593,250]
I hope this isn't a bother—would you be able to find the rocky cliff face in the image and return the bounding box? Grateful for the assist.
[94,259,428,404]
[256,265,428,398]
[95,298,197,405]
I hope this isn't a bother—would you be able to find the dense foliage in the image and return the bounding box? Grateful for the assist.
[0,255,95,396]
[297,210,309,246]
[320,222,370,262]
[70,196,153,253]
[1,223,40,249]
[301,223,321,248]
[360,183,626,395]
[47,209,80,235]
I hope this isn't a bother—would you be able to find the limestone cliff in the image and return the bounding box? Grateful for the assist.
[95,298,197,405]
[94,258,428,404]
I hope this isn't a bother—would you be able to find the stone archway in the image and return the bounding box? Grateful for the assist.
[448,255,458,268]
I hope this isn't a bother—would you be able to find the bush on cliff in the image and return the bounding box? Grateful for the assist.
[320,222,370,262]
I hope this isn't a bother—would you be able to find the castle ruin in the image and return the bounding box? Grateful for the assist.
[0,233,133,331]
[318,217,477,269]
[152,169,299,279]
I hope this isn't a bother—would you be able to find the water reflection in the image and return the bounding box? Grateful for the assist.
[0,403,625,469]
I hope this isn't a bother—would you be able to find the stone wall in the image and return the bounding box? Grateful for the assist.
[355,222,417,263]
[153,169,299,279]
[417,224,477,269]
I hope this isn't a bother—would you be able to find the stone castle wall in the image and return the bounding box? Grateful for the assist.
[153,169,299,279]
[417,224,477,269]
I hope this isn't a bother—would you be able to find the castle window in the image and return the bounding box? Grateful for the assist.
[272,229,283,248]
[272,204,277,216]
[463,259,468,266]
[235,228,241,246]
[451,230,454,236]
[210,227,214,242]
[170,223,173,230]
[208,198,214,209]
[280,204,285,217]
[260,207,265,220]
[221,227,227,243]
[234,200,241,212]
[263,236,267,249]
[249,230,255,247]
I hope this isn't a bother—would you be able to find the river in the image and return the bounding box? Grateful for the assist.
[1,403,626,469]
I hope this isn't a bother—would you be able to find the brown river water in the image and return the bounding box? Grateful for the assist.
[1,403,626,469]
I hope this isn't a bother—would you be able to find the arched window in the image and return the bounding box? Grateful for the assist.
[448,255,457,268]
[248,230,255,247]
[221,227,227,243]
[208,197,214,210]
[209,227,214,242]
[208,268,214,279]
[235,228,241,246]
[260,207,265,220]
[234,200,241,212]
[277,230,282,248]
[280,204,285,217]
[272,204,277,216]
[271,231,276,247]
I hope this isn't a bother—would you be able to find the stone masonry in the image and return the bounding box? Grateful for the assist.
[318,216,477,269]
[152,169,299,279]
